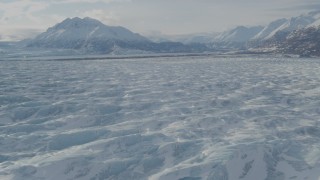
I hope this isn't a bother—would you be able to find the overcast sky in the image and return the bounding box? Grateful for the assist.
[0,0,319,41]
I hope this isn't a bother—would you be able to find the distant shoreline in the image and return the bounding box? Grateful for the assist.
[1,51,314,62]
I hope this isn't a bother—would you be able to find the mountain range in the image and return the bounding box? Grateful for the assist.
[252,12,318,41]
[26,17,208,55]
[145,11,320,56]
[214,11,320,56]
[170,11,320,44]
[7,10,320,56]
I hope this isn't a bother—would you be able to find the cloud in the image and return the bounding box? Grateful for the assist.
[291,3,320,11]
[0,1,49,41]
[0,0,49,25]
[271,0,320,12]
[0,0,129,23]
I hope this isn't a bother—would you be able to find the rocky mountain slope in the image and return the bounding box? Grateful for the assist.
[275,26,320,56]
[247,11,320,56]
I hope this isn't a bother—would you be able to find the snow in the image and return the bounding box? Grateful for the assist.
[0,56,320,180]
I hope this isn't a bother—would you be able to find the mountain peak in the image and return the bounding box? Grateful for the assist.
[53,17,104,30]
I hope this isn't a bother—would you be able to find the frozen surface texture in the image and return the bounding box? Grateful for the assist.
[0,57,320,180]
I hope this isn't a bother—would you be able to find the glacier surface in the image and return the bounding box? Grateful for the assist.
[0,57,320,180]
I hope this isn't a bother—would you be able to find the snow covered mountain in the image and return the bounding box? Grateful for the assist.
[252,19,287,41]
[27,17,150,53]
[253,11,320,40]
[206,10,320,52]
[42,17,149,43]
[215,26,263,42]
[247,11,320,56]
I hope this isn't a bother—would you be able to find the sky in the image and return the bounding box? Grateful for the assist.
[0,0,320,41]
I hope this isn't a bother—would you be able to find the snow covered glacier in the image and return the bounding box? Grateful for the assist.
[0,56,320,180]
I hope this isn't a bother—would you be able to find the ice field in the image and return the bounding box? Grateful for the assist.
[0,56,320,180]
